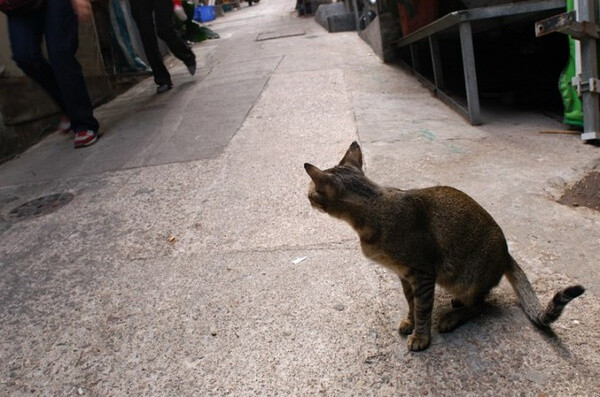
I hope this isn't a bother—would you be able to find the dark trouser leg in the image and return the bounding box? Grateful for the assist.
[45,0,99,132]
[7,9,68,114]
[153,0,195,65]
[130,0,172,85]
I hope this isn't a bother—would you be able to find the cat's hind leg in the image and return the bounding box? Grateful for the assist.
[438,291,487,333]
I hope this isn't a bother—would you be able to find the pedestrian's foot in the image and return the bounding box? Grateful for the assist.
[156,83,173,94]
[58,116,72,134]
[185,58,196,76]
[74,129,99,148]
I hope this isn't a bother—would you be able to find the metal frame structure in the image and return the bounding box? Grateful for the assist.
[396,0,566,125]
[536,0,600,141]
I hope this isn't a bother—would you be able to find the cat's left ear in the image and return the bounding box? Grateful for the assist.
[339,141,363,170]
[304,163,324,183]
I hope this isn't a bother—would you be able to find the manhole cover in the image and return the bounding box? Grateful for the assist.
[7,193,75,221]
[558,172,600,211]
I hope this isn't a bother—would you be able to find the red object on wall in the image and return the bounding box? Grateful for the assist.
[398,0,439,36]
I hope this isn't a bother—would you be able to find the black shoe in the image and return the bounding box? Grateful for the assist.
[156,83,173,94]
[186,59,196,76]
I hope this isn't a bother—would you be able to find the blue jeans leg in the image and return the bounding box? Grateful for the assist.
[44,0,98,132]
[8,0,99,132]
[8,9,68,114]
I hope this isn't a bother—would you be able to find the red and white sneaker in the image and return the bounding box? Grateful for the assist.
[58,116,72,134]
[74,130,99,148]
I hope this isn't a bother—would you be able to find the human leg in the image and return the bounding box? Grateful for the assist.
[153,0,195,71]
[44,0,99,135]
[129,0,172,86]
[7,9,68,113]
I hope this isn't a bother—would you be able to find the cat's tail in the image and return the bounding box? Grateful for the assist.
[505,256,584,327]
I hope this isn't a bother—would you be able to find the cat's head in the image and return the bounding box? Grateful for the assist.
[304,142,377,216]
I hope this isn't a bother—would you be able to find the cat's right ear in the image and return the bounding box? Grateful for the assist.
[339,141,363,170]
[304,163,324,183]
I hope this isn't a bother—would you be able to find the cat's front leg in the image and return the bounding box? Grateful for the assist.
[398,277,415,335]
[406,275,435,352]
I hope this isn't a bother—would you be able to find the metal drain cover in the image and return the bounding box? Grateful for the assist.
[8,192,74,221]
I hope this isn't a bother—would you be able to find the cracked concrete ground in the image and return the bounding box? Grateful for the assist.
[1,0,599,395]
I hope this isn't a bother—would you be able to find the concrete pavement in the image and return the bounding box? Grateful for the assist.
[1,0,599,395]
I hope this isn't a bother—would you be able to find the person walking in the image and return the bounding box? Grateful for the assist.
[129,0,197,94]
[5,0,101,148]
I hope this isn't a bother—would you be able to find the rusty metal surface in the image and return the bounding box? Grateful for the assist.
[535,10,600,39]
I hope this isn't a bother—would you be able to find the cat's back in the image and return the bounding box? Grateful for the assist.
[383,185,483,214]
[409,185,507,255]
[382,185,505,246]
[411,185,496,223]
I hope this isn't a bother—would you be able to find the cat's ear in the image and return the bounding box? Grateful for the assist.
[339,141,363,170]
[304,163,325,183]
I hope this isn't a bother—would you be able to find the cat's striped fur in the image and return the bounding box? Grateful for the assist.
[305,142,584,351]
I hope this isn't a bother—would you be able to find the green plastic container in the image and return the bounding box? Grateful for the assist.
[558,0,583,127]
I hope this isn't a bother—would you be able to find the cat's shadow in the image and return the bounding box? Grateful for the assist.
[481,302,573,358]
[420,301,574,358]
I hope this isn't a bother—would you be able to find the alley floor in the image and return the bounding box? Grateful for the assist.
[1,0,599,395]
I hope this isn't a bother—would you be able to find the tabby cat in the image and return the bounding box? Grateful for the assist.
[304,142,584,351]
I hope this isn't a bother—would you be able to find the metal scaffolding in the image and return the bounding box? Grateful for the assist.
[396,0,565,126]
[536,0,600,141]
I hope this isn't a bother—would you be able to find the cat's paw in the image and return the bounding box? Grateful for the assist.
[407,333,431,352]
[398,318,414,335]
[438,311,461,333]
